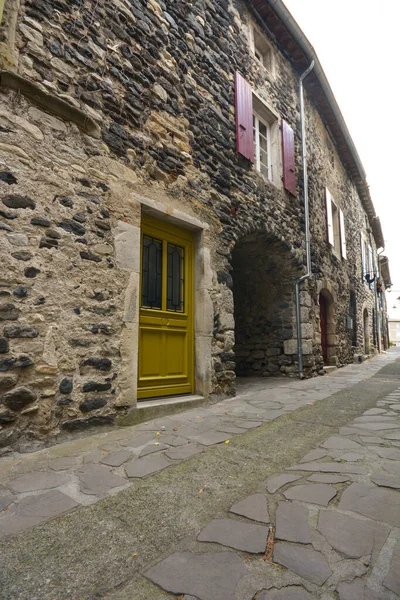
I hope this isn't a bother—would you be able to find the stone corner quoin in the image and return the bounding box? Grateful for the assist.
[0,0,389,449]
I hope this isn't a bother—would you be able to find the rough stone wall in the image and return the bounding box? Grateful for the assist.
[0,0,383,447]
[305,105,379,365]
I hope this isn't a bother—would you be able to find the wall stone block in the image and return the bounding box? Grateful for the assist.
[0,304,20,321]
[1,386,37,411]
[3,325,39,338]
[2,195,36,209]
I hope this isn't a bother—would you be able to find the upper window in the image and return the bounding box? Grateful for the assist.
[249,25,274,75]
[325,188,346,259]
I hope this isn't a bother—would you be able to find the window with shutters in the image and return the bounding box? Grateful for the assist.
[235,74,283,188]
[325,188,346,259]
[252,95,281,186]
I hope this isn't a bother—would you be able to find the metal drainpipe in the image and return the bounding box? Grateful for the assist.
[295,60,315,379]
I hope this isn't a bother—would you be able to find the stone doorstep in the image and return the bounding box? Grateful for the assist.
[323,365,338,375]
[117,394,207,427]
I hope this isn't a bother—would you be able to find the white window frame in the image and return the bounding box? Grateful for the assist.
[253,111,272,181]
[252,94,281,187]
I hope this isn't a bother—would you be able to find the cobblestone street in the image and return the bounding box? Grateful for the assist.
[1,351,400,599]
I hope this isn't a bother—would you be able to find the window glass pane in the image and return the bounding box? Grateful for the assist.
[142,236,162,309]
[259,121,267,138]
[167,244,184,312]
[255,48,264,65]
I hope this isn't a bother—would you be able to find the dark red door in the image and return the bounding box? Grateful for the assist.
[320,293,328,364]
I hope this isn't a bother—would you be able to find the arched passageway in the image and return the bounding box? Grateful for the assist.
[231,231,300,377]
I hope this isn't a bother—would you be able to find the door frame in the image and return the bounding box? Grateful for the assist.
[115,193,213,410]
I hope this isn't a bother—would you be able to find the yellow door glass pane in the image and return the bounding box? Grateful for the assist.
[167,243,184,312]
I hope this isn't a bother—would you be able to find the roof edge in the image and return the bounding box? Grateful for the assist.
[250,0,384,246]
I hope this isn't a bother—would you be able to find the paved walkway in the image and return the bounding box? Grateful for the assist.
[145,366,400,599]
[0,353,396,538]
[1,351,400,600]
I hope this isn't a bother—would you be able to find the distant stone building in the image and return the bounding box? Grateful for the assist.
[0,0,391,448]
[389,319,400,347]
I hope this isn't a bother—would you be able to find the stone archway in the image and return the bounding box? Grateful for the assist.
[319,288,336,365]
[231,230,301,377]
[363,308,370,354]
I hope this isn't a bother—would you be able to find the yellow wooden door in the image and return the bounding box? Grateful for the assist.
[138,215,194,399]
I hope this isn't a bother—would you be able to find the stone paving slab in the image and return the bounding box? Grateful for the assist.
[383,461,400,475]
[317,510,389,559]
[266,473,302,493]
[139,443,170,457]
[0,494,14,512]
[283,483,337,506]
[338,452,364,461]
[165,444,204,460]
[119,433,157,447]
[144,552,248,600]
[287,462,367,474]
[189,432,230,446]
[0,490,78,537]
[339,483,400,527]
[100,450,132,467]
[383,539,400,595]
[273,542,332,585]
[373,447,400,460]
[83,450,105,464]
[337,579,367,600]
[78,464,127,495]
[306,474,350,484]
[275,502,311,544]
[322,436,361,450]
[370,473,400,488]
[8,471,70,493]
[125,455,171,478]
[197,518,268,553]
[229,493,270,523]
[48,457,78,471]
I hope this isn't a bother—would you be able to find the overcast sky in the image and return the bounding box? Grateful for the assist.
[282,0,400,316]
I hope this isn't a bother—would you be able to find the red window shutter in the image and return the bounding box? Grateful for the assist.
[235,72,254,162]
[282,120,296,195]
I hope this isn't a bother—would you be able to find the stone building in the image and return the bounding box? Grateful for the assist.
[0,0,391,448]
